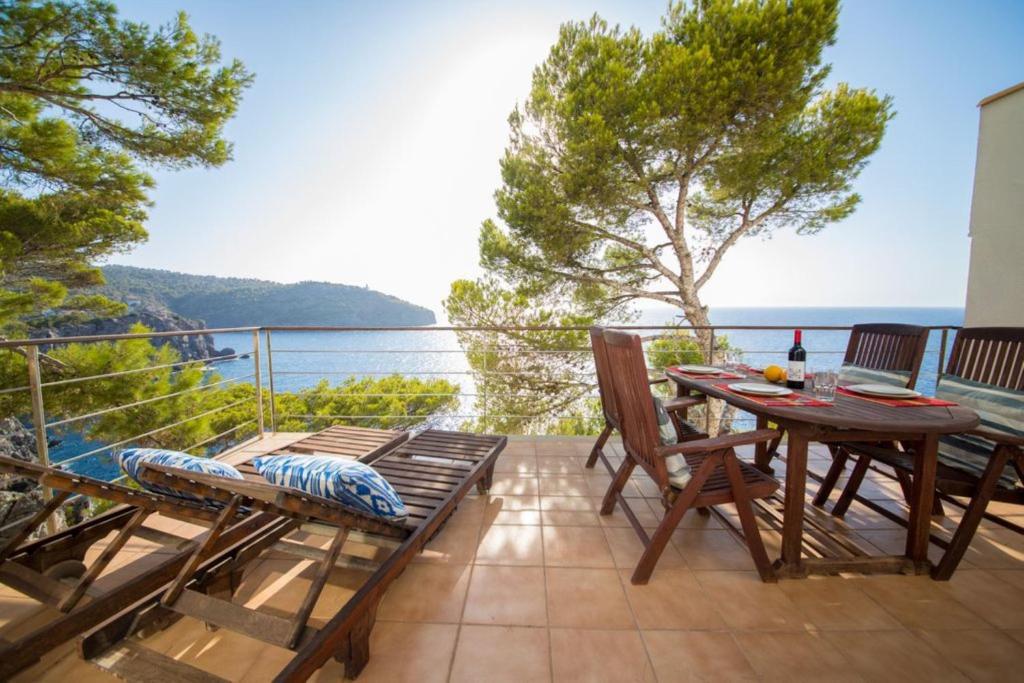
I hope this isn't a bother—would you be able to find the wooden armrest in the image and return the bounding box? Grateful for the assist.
[967,428,1024,448]
[648,376,668,385]
[138,461,287,505]
[663,395,706,412]
[657,429,780,456]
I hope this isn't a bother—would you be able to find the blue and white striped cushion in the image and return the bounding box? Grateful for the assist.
[252,455,407,520]
[838,363,912,388]
[936,376,1024,489]
[118,449,244,502]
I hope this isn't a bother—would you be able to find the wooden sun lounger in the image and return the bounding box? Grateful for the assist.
[78,429,505,681]
[0,424,414,678]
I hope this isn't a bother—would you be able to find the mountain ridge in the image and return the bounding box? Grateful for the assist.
[98,265,436,327]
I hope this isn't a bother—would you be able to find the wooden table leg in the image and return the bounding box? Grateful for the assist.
[754,414,773,474]
[776,426,808,578]
[905,433,938,573]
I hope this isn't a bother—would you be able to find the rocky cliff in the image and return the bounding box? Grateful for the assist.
[32,304,232,360]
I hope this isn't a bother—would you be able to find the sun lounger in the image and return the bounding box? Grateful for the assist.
[78,428,505,681]
[0,424,417,678]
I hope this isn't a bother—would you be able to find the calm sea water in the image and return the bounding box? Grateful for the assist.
[52,307,963,479]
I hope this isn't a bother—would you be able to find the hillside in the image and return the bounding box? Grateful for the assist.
[98,266,436,327]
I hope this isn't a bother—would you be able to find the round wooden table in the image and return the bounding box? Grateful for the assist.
[666,370,979,578]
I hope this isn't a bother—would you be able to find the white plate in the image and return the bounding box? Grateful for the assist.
[729,382,793,397]
[845,383,922,399]
[676,364,720,374]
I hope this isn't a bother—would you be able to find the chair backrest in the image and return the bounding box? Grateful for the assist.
[601,329,667,486]
[843,323,930,388]
[945,327,1024,390]
[590,327,619,427]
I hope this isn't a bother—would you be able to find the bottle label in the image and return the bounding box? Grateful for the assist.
[788,361,805,382]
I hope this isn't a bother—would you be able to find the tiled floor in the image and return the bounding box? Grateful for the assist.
[4,435,1024,681]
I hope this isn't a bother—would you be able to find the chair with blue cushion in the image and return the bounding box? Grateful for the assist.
[824,327,1024,579]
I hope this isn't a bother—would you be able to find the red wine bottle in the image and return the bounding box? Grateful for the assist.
[787,329,806,389]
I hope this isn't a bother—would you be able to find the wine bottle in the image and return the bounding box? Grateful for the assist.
[787,329,806,389]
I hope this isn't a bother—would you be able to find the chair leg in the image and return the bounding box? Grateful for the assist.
[932,447,1011,580]
[631,456,717,585]
[586,424,613,469]
[723,452,775,582]
[831,454,871,518]
[812,446,849,507]
[600,458,635,516]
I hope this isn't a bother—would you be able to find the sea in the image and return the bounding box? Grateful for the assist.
[51,307,964,480]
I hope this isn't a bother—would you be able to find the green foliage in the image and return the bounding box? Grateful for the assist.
[450,1,888,435]
[476,0,891,329]
[0,1,252,334]
[96,265,436,327]
[444,278,601,435]
[272,376,461,432]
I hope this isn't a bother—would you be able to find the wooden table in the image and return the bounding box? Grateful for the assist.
[666,370,979,578]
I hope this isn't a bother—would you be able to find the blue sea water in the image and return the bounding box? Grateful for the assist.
[50,307,963,480]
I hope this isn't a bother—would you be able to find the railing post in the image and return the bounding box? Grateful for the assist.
[265,329,277,433]
[936,328,949,388]
[705,328,715,433]
[481,338,489,431]
[26,346,57,535]
[252,330,265,439]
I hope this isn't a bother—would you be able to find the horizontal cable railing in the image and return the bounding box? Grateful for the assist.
[0,323,959,535]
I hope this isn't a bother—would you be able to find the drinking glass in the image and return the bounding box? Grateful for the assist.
[724,350,743,372]
[813,369,838,402]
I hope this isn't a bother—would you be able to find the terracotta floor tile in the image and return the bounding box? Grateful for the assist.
[495,453,539,475]
[347,622,458,683]
[778,575,902,631]
[141,616,271,680]
[542,509,602,526]
[539,475,590,497]
[450,625,550,683]
[857,574,991,630]
[462,566,547,626]
[822,630,968,682]
[604,526,687,572]
[958,528,1024,569]
[620,568,726,630]
[643,630,757,682]
[14,648,120,683]
[491,509,544,525]
[475,525,544,566]
[913,629,1024,682]
[377,563,471,623]
[935,568,1024,629]
[546,567,635,629]
[550,628,655,683]
[537,455,586,474]
[596,497,661,528]
[692,571,807,631]
[544,526,616,568]
[734,631,861,682]
[490,475,541,496]
[412,519,479,564]
[672,529,760,571]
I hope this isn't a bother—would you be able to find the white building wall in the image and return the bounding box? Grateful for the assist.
[964,83,1024,326]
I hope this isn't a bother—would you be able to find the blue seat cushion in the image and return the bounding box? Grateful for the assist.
[252,455,407,520]
[118,448,244,503]
[838,363,912,388]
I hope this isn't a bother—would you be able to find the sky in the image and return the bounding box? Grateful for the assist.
[110,0,1024,317]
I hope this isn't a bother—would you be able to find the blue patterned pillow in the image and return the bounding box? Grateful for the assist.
[252,455,407,520]
[117,448,244,503]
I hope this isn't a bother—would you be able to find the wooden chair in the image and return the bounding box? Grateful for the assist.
[825,327,1024,579]
[598,329,780,584]
[752,323,929,506]
[585,326,707,476]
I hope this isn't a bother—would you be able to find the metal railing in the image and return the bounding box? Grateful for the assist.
[0,323,959,533]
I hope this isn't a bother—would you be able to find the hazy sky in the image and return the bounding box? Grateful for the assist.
[111,0,1024,316]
